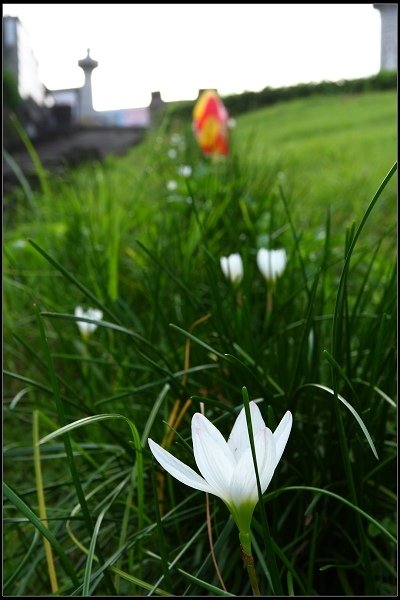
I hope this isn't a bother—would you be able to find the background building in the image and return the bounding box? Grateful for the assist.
[3,15,45,106]
[373,3,397,71]
[3,16,162,136]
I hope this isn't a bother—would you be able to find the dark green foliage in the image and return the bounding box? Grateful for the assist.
[167,71,397,121]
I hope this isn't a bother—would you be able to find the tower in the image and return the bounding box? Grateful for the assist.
[373,4,397,71]
[78,49,98,121]
[149,91,164,127]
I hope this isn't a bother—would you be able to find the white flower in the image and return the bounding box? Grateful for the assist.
[170,133,183,146]
[220,253,243,285]
[166,180,178,191]
[178,165,192,177]
[74,306,103,337]
[148,402,292,533]
[11,240,27,249]
[257,248,287,281]
[167,148,177,159]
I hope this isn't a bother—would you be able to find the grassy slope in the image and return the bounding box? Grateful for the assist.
[232,90,397,230]
[4,89,397,385]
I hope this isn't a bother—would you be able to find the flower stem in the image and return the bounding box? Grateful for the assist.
[82,338,88,378]
[266,275,277,314]
[266,286,273,315]
[239,531,260,596]
[241,546,260,596]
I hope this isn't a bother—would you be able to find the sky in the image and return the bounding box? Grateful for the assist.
[3,3,383,111]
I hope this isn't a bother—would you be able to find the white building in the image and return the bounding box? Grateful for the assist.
[3,16,45,106]
[373,3,397,71]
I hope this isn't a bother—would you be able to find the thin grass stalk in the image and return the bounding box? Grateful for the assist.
[113,467,136,594]
[151,463,173,593]
[3,148,36,209]
[287,269,320,402]
[10,114,50,197]
[330,377,376,594]
[32,409,59,593]
[107,204,121,301]
[306,511,319,593]
[205,491,227,592]
[82,509,106,595]
[279,185,312,302]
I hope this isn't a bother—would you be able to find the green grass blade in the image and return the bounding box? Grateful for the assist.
[302,383,378,458]
[37,412,144,536]
[82,509,106,595]
[268,486,396,545]
[109,567,173,596]
[28,240,119,322]
[3,482,79,586]
[9,113,50,197]
[3,148,36,209]
[3,529,40,591]
[32,409,59,593]
[332,162,397,358]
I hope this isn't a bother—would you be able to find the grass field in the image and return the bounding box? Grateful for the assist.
[3,89,397,596]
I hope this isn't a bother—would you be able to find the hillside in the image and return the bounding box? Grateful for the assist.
[232,90,397,229]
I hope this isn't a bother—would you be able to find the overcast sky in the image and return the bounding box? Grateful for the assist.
[3,4,382,110]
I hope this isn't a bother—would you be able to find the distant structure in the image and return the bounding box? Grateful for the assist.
[3,15,165,133]
[373,3,397,71]
[47,48,157,127]
[78,49,98,122]
[3,16,45,106]
[47,49,100,124]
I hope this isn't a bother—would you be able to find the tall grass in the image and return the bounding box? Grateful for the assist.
[3,90,397,595]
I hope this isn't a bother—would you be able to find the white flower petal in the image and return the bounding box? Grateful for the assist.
[167,180,178,191]
[273,411,293,466]
[74,306,102,335]
[229,427,276,505]
[257,248,287,281]
[178,165,192,177]
[87,308,103,321]
[148,439,213,494]
[220,253,243,284]
[220,256,229,279]
[256,248,270,279]
[227,401,266,461]
[228,253,243,283]
[192,413,235,501]
[75,306,84,319]
[193,413,236,460]
[273,249,287,277]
